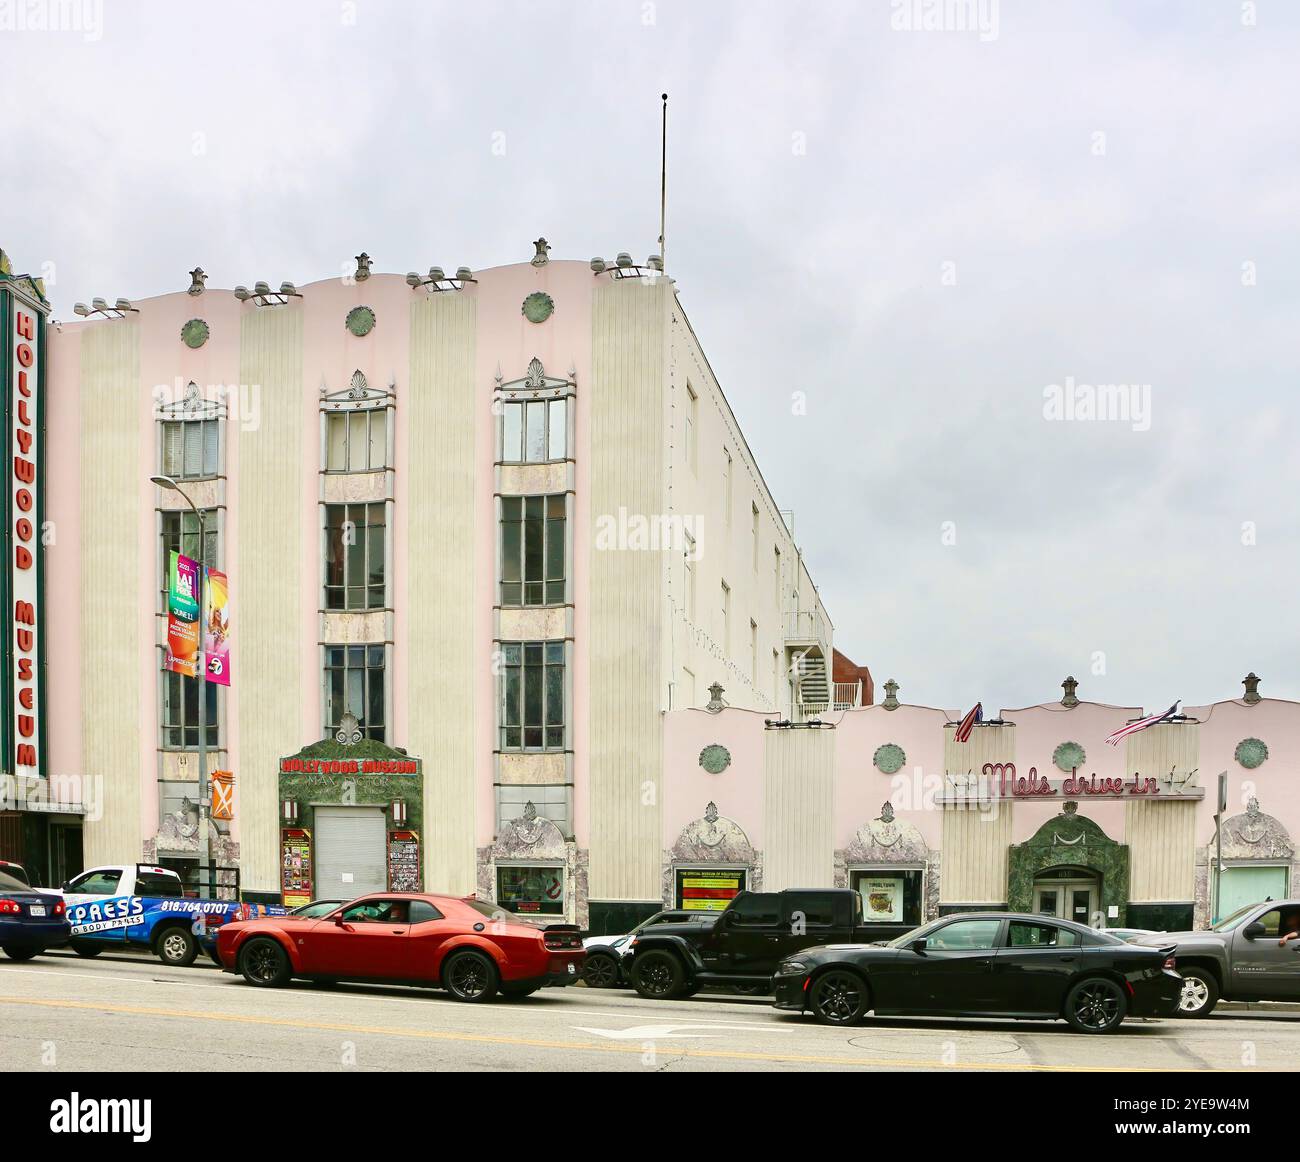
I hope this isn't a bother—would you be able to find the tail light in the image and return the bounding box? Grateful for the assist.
[542,926,583,951]
[1163,954,1176,971]
[53,900,65,917]
[0,899,20,915]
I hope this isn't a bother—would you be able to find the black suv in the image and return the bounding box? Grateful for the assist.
[625,888,899,999]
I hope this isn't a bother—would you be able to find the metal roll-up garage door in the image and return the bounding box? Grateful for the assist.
[314,806,387,897]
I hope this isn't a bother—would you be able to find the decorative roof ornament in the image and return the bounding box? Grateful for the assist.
[334,712,363,746]
[1062,800,1079,815]
[522,800,538,824]
[1061,675,1079,707]
[187,267,207,296]
[531,237,551,266]
[348,370,368,398]
[879,801,896,824]
[1243,672,1262,704]
[706,683,727,714]
[354,252,372,282]
[704,800,719,825]
[881,678,900,710]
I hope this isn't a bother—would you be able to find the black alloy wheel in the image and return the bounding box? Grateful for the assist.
[582,952,621,988]
[239,938,291,988]
[631,949,686,999]
[443,950,499,1003]
[1065,977,1127,1033]
[809,970,870,1026]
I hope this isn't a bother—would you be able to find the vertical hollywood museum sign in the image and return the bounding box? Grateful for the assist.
[4,267,46,781]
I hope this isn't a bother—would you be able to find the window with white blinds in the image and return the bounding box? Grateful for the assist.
[161,420,219,480]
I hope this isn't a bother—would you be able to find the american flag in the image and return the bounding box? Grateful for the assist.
[1104,701,1179,747]
[953,701,983,743]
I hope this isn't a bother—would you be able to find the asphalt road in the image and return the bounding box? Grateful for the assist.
[1,949,1296,1072]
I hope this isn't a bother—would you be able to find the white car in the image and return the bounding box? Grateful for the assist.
[582,910,703,987]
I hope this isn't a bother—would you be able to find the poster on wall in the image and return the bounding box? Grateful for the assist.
[165,550,200,678]
[280,827,312,907]
[675,869,747,912]
[203,567,231,686]
[859,875,904,923]
[387,830,420,892]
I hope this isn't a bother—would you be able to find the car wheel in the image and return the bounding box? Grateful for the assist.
[582,951,621,989]
[70,942,103,958]
[443,950,500,1003]
[238,938,291,988]
[631,950,687,999]
[809,969,870,1026]
[1064,977,1128,1033]
[1,945,39,961]
[157,926,199,967]
[1176,968,1219,1018]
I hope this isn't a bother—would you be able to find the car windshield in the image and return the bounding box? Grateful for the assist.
[1212,903,1269,932]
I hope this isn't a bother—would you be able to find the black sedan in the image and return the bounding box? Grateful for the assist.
[773,912,1181,1033]
[0,868,70,960]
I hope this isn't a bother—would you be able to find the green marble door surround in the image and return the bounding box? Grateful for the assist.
[1006,804,1130,925]
[278,736,424,839]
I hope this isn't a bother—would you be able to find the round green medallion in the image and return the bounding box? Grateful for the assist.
[180,318,209,349]
[699,744,731,775]
[873,743,906,775]
[522,291,554,324]
[345,305,376,337]
[1053,741,1087,773]
[1235,737,1268,769]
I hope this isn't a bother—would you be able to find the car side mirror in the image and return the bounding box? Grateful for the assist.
[911,938,927,953]
[60,881,69,891]
[1242,922,1265,940]
[333,914,346,926]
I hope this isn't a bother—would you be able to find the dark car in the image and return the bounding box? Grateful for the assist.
[0,868,70,960]
[626,888,899,999]
[772,912,1181,1033]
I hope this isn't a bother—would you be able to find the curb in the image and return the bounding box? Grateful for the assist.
[1217,1001,1300,1013]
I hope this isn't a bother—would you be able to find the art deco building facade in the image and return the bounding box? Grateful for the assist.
[42,246,844,929]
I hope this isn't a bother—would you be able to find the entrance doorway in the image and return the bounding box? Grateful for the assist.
[314,806,387,898]
[1032,867,1100,927]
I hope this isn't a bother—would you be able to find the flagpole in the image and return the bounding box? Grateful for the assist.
[658,92,668,270]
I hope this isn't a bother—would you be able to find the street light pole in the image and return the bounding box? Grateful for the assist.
[152,475,212,899]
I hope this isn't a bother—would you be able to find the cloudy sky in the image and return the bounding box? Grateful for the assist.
[5,0,1297,712]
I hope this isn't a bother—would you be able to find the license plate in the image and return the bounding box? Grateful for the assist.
[567,962,576,974]
[29,905,45,917]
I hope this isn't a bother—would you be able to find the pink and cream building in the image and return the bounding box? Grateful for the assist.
[37,243,845,931]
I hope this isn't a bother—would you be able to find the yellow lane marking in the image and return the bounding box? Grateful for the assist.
[0,996,1247,1071]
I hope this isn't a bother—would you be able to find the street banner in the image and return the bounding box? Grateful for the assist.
[164,550,200,678]
[203,567,231,685]
[211,769,234,821]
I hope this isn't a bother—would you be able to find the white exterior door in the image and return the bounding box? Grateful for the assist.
[314,807,387,898]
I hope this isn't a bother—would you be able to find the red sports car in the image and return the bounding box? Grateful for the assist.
[216,892,585,1002]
